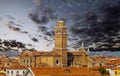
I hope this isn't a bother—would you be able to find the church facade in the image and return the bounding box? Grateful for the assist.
[19,21,93,67]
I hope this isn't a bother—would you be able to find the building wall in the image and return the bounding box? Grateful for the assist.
[35,56,41,67]
[114,69,120,76]
[20,56,35,67]
[40,56,54,67]
[106,69,114,76]
[53,56,62,67]
[68,54,93,67]
[73,56,82,67]
[20,53,92,67]
[6,69,27,76]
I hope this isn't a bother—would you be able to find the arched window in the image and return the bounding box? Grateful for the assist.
[56,60,59,65]
[11,71,13,75]
[23,71,25,74]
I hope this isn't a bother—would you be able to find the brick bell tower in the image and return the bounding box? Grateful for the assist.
[54,21,67,66]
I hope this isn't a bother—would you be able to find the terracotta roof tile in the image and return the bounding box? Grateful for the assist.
[0,73,6,76]
[31,67,102,76]
[6,65,27,69]
[20,51,62,57]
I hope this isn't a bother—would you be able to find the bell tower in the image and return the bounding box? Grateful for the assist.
[54,21,67,66]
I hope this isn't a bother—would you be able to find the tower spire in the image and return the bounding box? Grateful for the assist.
[80,41,87,52]
[81,41,85,50]
[87,47,90,55]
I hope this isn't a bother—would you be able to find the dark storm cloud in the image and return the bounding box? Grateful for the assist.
[9,40,25,48]
[45,30,54,37]
[7,24,21,31]
[29,0,57,24]
[4,23,28,34]
[43,36,49,41]
[0,39,26,51]
[31,37,39,42]
[27,44,35,47]
[30,0,96,32]
[38,26,54,37]
[38,26,48,32]
[22,31,28,34]
[29,13,49,24]
[71,14,83,22]
[8,21,28,34]
[70,1,120,48]
[31,0,120,49]
[29,35,39,42]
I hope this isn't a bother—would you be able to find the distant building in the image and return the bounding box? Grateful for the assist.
[19,21,93,67]
[6,65,27,76]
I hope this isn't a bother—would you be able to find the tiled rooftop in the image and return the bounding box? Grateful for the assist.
[31,67,102,76]
[6,64,27,69]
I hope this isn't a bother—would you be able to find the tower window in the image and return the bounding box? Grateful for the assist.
[56,60,59,65]
[56,30,61,33]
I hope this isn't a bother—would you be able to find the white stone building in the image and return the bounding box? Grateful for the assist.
[6,65,28,76]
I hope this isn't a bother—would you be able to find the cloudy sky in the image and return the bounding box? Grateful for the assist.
[0,0,120,51]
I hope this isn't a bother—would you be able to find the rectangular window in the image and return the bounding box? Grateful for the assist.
[17,71,19,74]
[11,71,13,74]
[115,71,117,75]
[24,59,25,63]
[23,71,25,74]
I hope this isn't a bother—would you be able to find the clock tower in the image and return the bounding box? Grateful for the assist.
[54,21,67,66]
